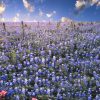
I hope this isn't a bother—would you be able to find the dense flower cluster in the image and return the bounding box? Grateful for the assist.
[0,22,100,100]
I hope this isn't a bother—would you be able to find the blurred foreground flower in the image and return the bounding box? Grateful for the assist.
[0,90,7,98]
[32,97,38,100]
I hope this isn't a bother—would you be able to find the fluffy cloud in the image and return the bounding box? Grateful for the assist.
[97,1,100,6]
[61,17,72,22]
[91,0,97,4]
[46,13,52,18]
[75,0,86,10]
[61,17,67,22]
[22,0,34,12]
[13,13,20,22]
[0,2,6,14]
[46,11,56,18]
[75,0,100,11]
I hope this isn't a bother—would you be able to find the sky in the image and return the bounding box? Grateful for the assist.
[0,0,100,22]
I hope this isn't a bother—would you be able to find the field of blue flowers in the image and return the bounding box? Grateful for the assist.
[0,22,100,100]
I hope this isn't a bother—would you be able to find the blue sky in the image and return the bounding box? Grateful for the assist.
[0,0,100,22]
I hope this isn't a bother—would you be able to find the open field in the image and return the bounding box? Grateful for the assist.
[0,21,100,100]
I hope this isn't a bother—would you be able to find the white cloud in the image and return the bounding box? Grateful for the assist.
[46,13,53,18]
[13,16,19,22]
[61,17,67,22]
[97,1,100,6]
[91,0,99,5]
[61,17,72,22]
[46,11,56,18]
[22,0,34,12]
[13,13,20,22]
[75,0,86,10]
[0,2,6,14]
[75,0,100,11]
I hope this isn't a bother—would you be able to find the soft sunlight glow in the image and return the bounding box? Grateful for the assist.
[0,2,5,14]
